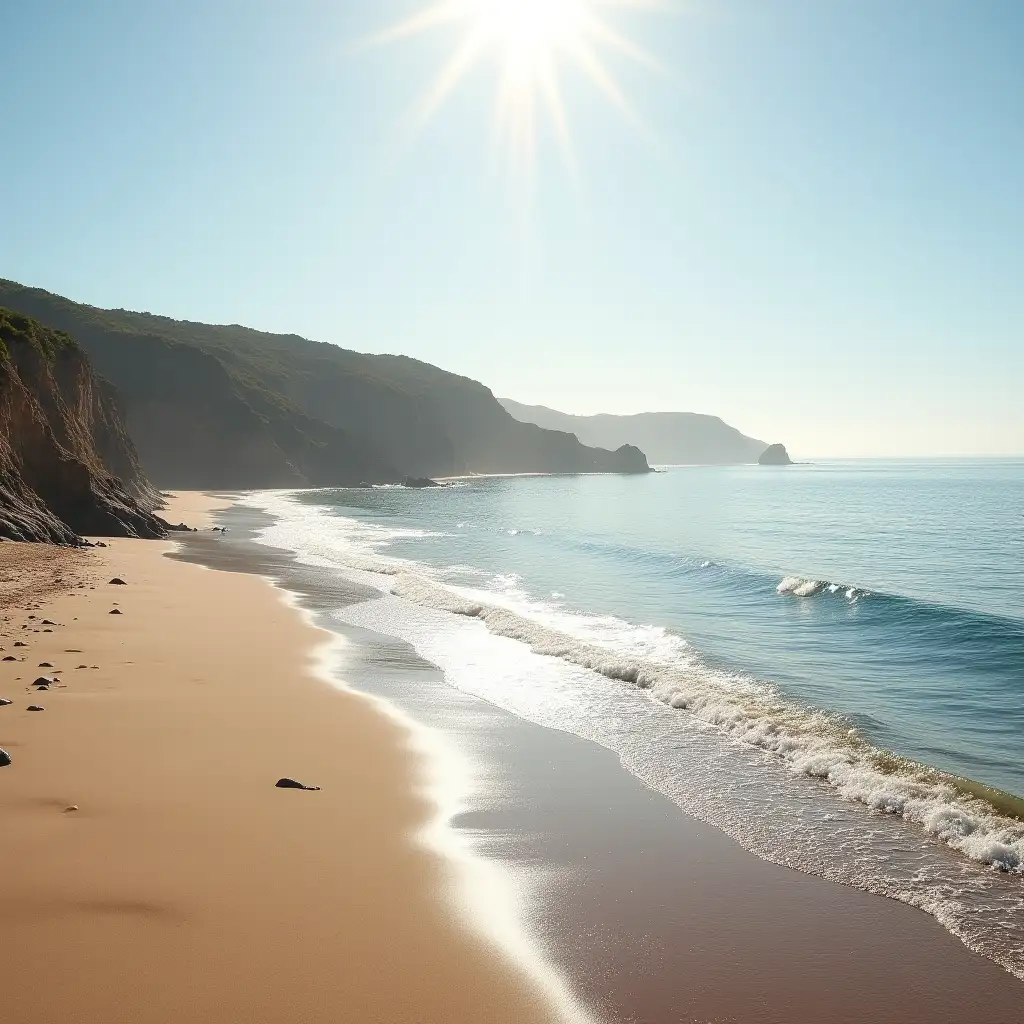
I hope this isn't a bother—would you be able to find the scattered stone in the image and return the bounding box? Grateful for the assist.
[0,698,13,706]
[3,656,16,662]
[76,665,88,670]
[109,578,127,586]
[0,748,11,767]
[96,542,107,548]
[41,619,56,625]
[27,705,45,712]
[33,677,55,687]
[64,805,79,813]
[14,641,27,647]
[39,662,54,668]
[109,609,123,615]
[275,778,321,791]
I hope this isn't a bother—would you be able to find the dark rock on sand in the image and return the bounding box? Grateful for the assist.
[3,656,16,662]
[38,662,53,668]
[27,705,44,711]
[33,676,54,687]
[0,747,11,766]
[0,697,13,706]
[109,578,127,585]
[275,778,321,791]
[155,517,193,532]
[41,619,56,625]
[14,641,27,647]
[109,608,122,615]
[758,443,793,466]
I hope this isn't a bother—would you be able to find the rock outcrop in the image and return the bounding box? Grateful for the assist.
[0,308,166,543]
[758,443,793,466]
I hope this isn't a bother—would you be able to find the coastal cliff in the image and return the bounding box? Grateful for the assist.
[500,399,770,465]
[0,308,165,542]
[0,281,651,484]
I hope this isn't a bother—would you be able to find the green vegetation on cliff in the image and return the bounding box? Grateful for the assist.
[0,307,76,363]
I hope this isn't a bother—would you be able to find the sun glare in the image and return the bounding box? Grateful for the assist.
[375,0,662,172]
[469,0,588,53]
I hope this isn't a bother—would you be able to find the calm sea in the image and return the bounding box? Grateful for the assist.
[245,459,1024,979]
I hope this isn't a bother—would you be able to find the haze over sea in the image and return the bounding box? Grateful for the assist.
[245,458,1024,980]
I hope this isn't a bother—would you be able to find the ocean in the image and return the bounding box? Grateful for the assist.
[242,459,1024,979]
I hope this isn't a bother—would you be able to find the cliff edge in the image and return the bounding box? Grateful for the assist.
[0,309,166,543]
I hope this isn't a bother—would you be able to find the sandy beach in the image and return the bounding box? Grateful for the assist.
[3,492,1024,1024]
[0,494,583,1024]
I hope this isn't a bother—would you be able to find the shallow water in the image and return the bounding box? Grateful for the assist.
[242,459,1024,978]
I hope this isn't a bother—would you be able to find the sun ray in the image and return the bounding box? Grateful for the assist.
[369,2,461,46]
[563,39,636,121]
[416,27,489,124]
[580,14,666,75]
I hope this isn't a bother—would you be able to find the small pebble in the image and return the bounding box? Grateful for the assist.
[275,778,321,791]
[64,805,79,813]
[109,609,123,615]
[27,705,45,712]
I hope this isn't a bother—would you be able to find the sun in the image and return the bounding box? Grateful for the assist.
[468,0,589,55]
[374,0,662,171]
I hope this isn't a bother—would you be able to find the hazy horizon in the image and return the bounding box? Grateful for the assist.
[2,1,1021,459]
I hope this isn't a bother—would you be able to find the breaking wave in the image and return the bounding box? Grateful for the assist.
[777,576,870,601]
[387,571,1023,874]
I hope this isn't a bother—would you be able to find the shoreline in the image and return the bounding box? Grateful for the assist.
[181,495,1024,1022]
[0,493,589,1024]
[3,491,1023,1022]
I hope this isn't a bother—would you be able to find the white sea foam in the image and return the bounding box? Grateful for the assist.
[387,571,1024,875]
[778,575,869,601]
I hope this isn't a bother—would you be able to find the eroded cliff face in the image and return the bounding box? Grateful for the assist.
[0,309,165,543]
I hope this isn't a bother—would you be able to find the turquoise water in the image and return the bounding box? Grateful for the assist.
[246,459,1024,977]
[290,460,1024,797]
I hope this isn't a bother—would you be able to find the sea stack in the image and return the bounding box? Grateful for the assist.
[758,443,793,466]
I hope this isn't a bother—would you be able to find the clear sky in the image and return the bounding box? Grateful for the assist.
[2,1,1022,457]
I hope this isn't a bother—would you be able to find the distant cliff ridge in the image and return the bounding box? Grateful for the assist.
[0,281,651,486]
[499,399,769,465]
[0,309,165,543]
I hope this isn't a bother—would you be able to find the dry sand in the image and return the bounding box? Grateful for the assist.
[0,494,582,1024]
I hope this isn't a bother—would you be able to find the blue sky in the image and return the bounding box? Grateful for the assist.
[2,0,1022,457]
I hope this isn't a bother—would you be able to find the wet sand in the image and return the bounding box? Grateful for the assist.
[0,494,585,1024]
[181,497,1024,1024]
